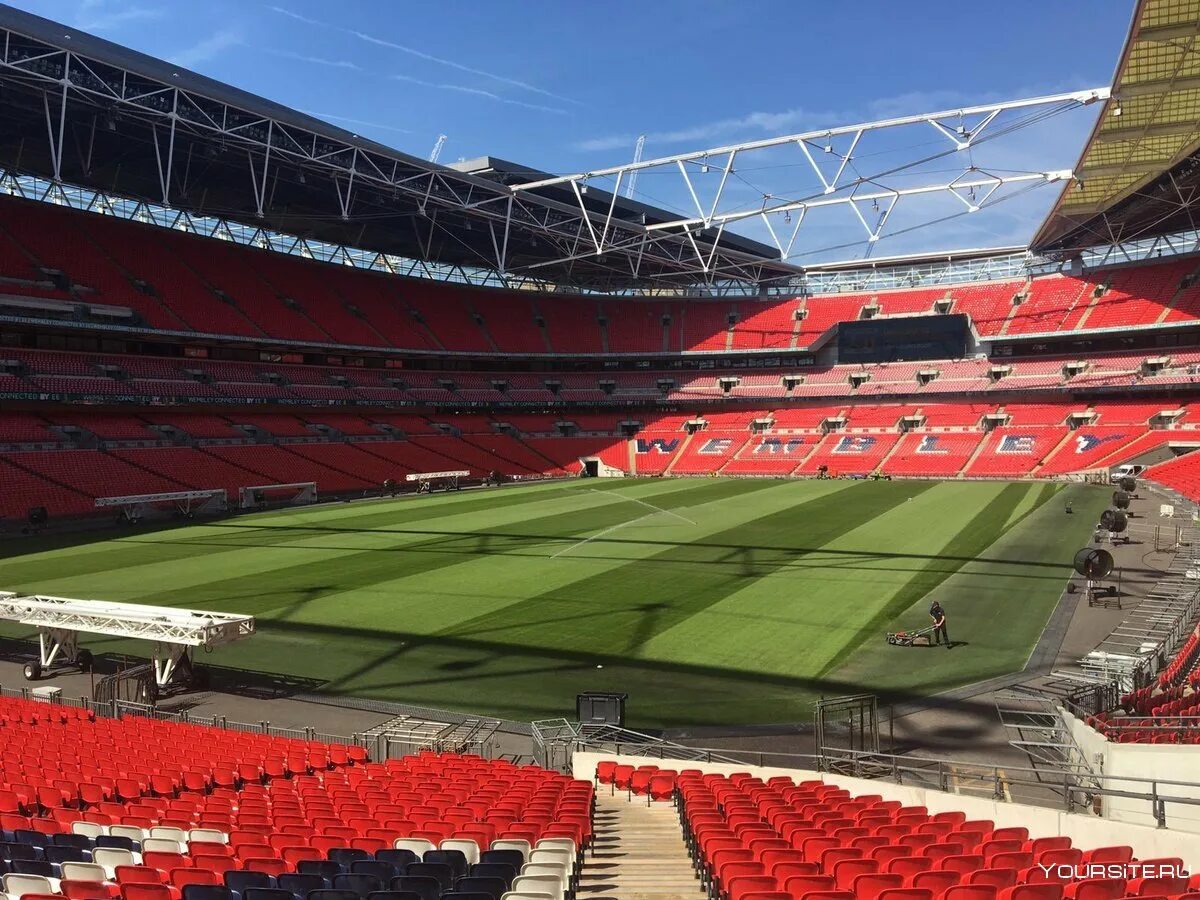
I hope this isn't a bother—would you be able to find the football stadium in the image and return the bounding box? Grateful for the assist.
[0,1,1199,897]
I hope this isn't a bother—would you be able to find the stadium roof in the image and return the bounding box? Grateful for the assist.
[1032,0,1200,254]
[0,4,792,291]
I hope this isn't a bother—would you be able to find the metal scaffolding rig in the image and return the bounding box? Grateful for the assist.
[0,593,255,689]
[0,8,1109,290]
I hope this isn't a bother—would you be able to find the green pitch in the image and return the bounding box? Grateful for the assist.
[0,478,1107,728]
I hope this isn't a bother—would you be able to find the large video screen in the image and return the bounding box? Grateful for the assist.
[837,313,970,363]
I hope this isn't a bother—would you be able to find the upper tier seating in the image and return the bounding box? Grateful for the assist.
[670,431,751,474]
[964,428,1068,477]
[540,296,604,353]
[1085,259,1193,331]
[7,344,1200,411]
[722,434,817,476]
[796,432,900,476]
[1036,427,1149,476]
[1004,274,1094,335]
[0,412,64,444]
[9,196,1200,354]
[883,432,983,478]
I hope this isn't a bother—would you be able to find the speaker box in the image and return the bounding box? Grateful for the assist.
[27,506,47,526]
[577,691,627,727]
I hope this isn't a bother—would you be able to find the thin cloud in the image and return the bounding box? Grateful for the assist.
[299,110,415,136]
[74,0,164,32]
[268,6,323,26]
[574,85,1100,155]
[170,27,243,68]
[352,31,579,107]
[575,109,827,153]
[263,48,361,71]
[391,74,567,116]
[268,5,579,107]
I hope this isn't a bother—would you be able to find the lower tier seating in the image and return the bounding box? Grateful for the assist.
[595,761,1197,900]
[0,695,592,900]
[1145,452,1200,502]
[5,400,1200,522]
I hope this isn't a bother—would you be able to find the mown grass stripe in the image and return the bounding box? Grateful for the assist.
[816,481,1034,677]
[40,478,783,618]
[436,481,934,655]
[0,478,727,594]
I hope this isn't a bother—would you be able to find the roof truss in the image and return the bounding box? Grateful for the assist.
[0,20,795,290]
[511,90,1108,268]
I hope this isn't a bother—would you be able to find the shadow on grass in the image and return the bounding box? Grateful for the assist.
[98,525,1163,580]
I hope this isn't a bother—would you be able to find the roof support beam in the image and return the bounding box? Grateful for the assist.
[505,90,1102,270]
[511,89,1108,191]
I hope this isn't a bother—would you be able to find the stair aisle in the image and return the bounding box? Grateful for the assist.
[577,790,707,900]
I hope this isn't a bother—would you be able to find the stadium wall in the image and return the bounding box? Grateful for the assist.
[1067,715,1200,832]
[571,751,1200,863]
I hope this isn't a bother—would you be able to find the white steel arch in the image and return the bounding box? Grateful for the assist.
[511,89,1110,269]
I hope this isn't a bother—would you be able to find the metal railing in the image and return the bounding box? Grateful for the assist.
[561,725,1200,829]
[532,718,747,770]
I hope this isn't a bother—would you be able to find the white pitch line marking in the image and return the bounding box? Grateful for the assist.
[548,511,656,560]
[585,487,698,526]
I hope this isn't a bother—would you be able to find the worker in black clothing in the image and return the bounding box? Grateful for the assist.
[929,600,950,647]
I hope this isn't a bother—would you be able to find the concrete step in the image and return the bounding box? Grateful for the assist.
[578,792,706,899]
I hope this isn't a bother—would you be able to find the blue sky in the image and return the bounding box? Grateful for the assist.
[11,0,1135,264]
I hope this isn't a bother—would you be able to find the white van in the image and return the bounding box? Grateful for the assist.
[1111,463,1145,483]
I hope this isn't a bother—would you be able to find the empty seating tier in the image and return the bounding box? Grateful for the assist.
[0,695,591,900]
[593,762,1193,900]
[10,196,1200,354]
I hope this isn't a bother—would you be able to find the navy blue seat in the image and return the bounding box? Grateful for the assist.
[53,834,94,850]
[277,873,327,897]
[421,850,466,881]
[9,859,54,877]
[13,830,48,848]
[403,864,453,892]
[327,849,369,868]
[331,874,383,899]
[372,850,417,872]
[365,893,421,900]
[451,876,507,900]
[45,846,89,865]
[348,862,395,881]
[182,887,235,900]
[466,864,516,889]
[477,849,523,872]
[0,844,42,861]
[298,861,343,879]
[226,871,276,896]
[441,893,497,900]
[241,888,293,900]
[95,835,136,852]
[389,877,441,900]
[306,890,360,900]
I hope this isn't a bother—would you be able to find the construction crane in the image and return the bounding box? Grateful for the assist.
[624,134,645,199]
[429,134,448,163]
